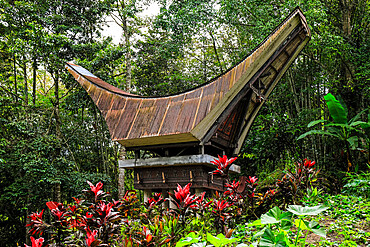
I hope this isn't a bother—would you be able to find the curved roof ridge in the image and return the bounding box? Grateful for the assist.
[66,7,310,150]
[67,7,305,99]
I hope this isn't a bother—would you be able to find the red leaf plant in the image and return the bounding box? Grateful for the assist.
[210,155,238,177]
[303,158,315,168]
[211,199,233,234]
[118,190,140,218]
[246,176,258,205]
[224,180,242,202]
[85,181,105,201]
[143,192,166,219]
[26,210,47,236]
[26,181,125,246]
[190,191,212,212]
[275,159,320,206]
[169,183,198,210]
[24,236,44,247]
[145,192,165,209]
[169,183,202,224]
[86,227,101,247]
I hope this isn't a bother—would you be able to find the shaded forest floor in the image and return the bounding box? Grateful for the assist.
[304,194,370,246]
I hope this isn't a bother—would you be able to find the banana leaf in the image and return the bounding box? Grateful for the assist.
[297,130,341,140]
[324,93,347,124]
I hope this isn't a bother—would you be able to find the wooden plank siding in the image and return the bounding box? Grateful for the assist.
[66,7,310,154]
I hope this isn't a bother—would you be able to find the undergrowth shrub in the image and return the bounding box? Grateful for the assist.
[343,165,370,198]
[25,155,321,246]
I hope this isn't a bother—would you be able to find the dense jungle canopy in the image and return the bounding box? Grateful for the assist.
[0,0,369,245]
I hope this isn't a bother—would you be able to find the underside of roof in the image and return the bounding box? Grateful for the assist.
[66,7,310,156]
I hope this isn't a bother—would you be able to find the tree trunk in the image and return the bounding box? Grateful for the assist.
[121,0,132,91]
[288,69,300,114]
[23,59,28,105]
[54,73,62,202]
[32,58,37,105]
[209,31,224,74]
[13,54,17,103]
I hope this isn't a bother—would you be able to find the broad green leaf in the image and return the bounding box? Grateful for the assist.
[206,233,238,247]
[248,219,262,227]
[297,130,340,140]
[307,119,326,128]
[349,121,367,127]
[252,226,267,240]
[259,228,288,247]
[360,121,370,137]
[326,127,346,139]
[337,95,348,116]
[190,242,210,247]
[310,228,326,238]
[324,124,360,134]
[294,219,309,230]
[324,93,347,124]
[323,123,349,128]
[347,136,358,149]
[176,232,200,247]
[287,205,328,216]
[359,122,370,130]
[261,206,292,225]
[308,221,326,237]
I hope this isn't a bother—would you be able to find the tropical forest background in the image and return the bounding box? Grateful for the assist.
[0,0,369,245]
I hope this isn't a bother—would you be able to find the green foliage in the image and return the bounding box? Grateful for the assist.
[23,176,370,246]
[250,205,327,246]
[286,205,328,216]
[342,167,370,198]
[1,0,369,245]
[318,194,370,245]
[298,93,368,171]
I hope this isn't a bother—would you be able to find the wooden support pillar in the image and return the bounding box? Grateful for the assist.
[195,188,203,196]
[162,189,169,208]
[143,189,152,203]
[118,167,125,198]
[118,144,126,198]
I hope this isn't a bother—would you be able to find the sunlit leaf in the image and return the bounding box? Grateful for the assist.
[176,232,201,247]
[287,205,328,216]
[324,93,347,124]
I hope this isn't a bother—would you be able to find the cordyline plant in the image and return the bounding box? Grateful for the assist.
[210,155,319,224]
[24,155,320,246]
[24,236,44,247]
[168,183,213,227]
[274,158,320,206]
[25,180,130,246]
[211,155,277,220]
